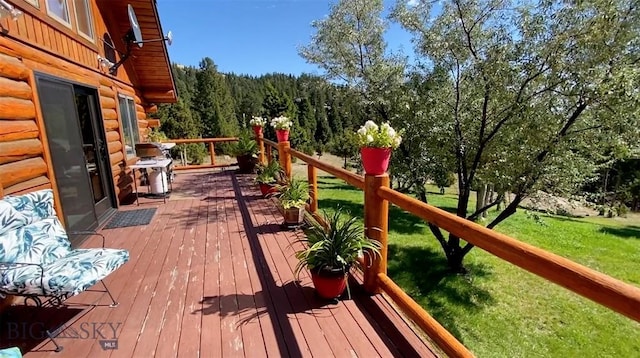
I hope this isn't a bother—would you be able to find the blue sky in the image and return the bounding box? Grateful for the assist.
[156,0,414,76]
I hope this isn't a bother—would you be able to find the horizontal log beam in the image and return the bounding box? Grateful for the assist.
[0,54,29,81]
[0,77,32,100]
[99,85,115,98]
[164,137,238,144]
[0,139,43,165]
[3,177,52,196]
[0,157,47,188]
[144,105,158,114]
[172,163,235,171]
[104,120,119,130]
[143,90,176,102]
[108,140,123,154]
[147,119,160,128]
[376,186,640,323]
[138,119,149,128]
[102,109,118,121]
[100,96,116,110]
[289,148,365,190]
[0,97,36,120]
[109,151,124,166]
[0,120,39,142]
[106,130,120,142]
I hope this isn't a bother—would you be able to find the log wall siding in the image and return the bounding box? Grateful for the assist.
[0,26,159,206]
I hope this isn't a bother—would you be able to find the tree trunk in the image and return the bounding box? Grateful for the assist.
[476,184,487,221]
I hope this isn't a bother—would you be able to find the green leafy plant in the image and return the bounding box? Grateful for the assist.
[231,132,258,157]
[147,128,168,143]
[293,209,381,280]
[255,161,284,185]
[277,176,310,209]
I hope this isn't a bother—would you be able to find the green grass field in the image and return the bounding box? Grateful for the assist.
[315,176,640,357]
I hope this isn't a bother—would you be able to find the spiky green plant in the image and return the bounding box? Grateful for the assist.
[255,160,285,184]
[276,176,310,209]
[294,209,381,280]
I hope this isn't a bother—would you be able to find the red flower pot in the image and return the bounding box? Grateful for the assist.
[311,268,348,299]
[360,147,392,175]
[252,125,263,137]
[276,129,290,142]
[259,183,277,197]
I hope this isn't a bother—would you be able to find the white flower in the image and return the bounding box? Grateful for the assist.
[364,120,378,131]
[393,136,402,148]
[270,116,292,130]
[357,127,367,136]
[366,134,374,143]
[250,116,266,126]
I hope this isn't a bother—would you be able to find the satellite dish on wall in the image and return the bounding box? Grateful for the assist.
[108,4,174,74]
[128,4,143,48]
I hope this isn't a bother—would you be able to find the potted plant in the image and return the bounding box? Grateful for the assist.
[355,120,402,175]
[294,210,381,300]
[231,132,259,173]
[255,160,284,197]
[276,176,310,227]
[250,115,266,137]
[270,115,293,142]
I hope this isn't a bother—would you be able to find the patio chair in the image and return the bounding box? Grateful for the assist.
[0,189,129,351]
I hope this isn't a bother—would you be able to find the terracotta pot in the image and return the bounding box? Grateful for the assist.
[283,206,305,225]
[276,129,290,142]
[252,125,263,137]
[360,147,392,175]
[236,154,257,174]
[310,267,348,299]
[259,183,277,197]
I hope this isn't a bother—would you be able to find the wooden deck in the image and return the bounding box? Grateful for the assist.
[1,170,438,357]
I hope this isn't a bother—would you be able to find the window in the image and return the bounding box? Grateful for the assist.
[73,0,93,39]
[118,96,140,159]
[25,0,39,7]
[46,0,70,24]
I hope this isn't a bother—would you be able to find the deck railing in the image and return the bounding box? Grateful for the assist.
[161,137,238,170]
[253,133,640,358]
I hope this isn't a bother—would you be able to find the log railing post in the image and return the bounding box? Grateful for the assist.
[268,146,273,163]
[278,141,292,179]
[208,142,215,166]
[308,165,318,214]
[363,173,390,294]
[257,133,265,165]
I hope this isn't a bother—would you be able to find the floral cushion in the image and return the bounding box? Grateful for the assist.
[0,217,71,265]
[0,189,129,298]
[0,248,129,296]
[0,347,22,358]
[2,189,55,226]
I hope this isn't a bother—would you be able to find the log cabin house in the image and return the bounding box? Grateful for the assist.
[0,0,176,240]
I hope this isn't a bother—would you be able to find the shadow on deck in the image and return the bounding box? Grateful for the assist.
[1,170,438,357]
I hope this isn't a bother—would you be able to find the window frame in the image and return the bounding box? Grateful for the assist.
[44,0,72,28]
[72,0,94,42]
[118,95,140,160]
[24,0,39,8]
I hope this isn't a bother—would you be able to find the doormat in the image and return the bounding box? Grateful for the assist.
[103,208,157,229]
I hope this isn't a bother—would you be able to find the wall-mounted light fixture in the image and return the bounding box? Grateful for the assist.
[97,55,115,70]
[0,0,23,21]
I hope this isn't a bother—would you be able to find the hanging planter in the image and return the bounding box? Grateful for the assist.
[355,120,402,175]
[360,147,392,175]
[276,129,290,142]
[250,116,266,137]
[271,116,293,143]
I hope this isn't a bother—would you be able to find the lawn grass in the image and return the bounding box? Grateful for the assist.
[315,176,640,357]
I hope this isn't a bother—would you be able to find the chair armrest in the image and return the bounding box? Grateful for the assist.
[0,262,45,295]
[68,231,106,248]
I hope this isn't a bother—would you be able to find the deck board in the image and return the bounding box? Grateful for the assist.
[2,170,438,358]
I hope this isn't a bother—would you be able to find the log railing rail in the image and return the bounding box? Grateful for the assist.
[161,137,238,171]
[254,134,640,358]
